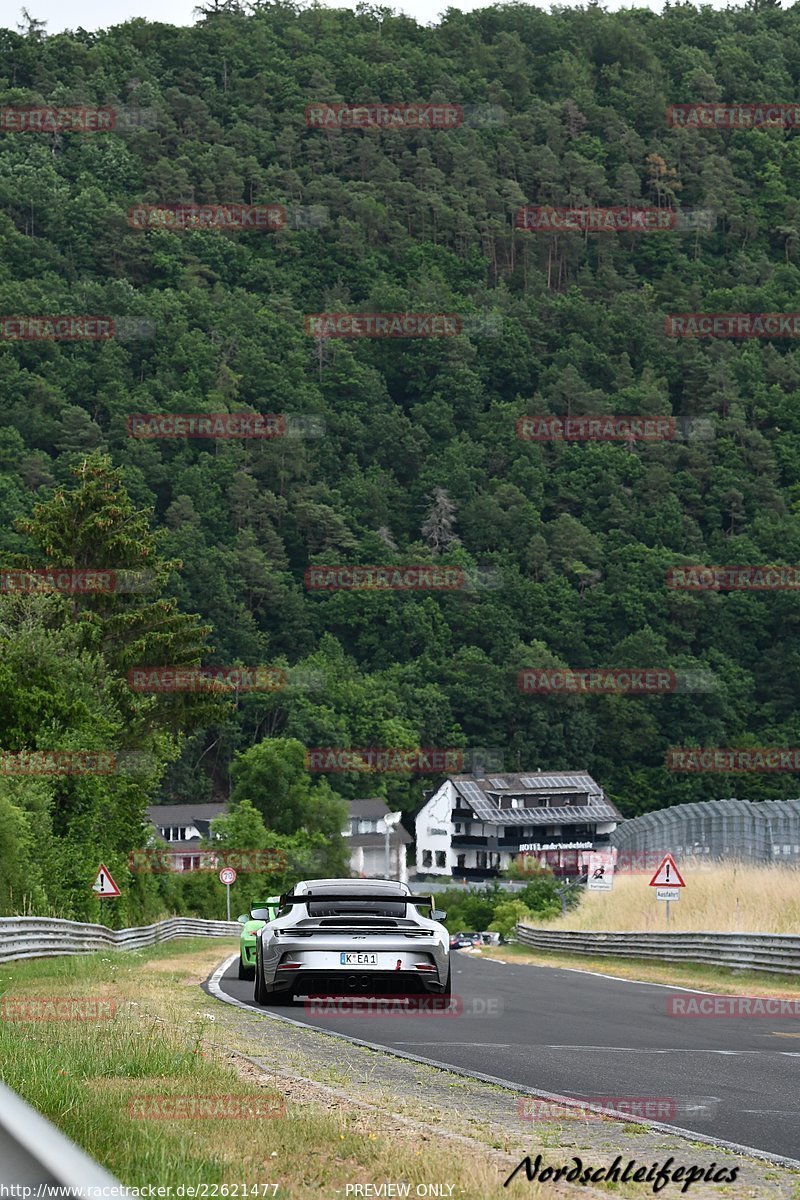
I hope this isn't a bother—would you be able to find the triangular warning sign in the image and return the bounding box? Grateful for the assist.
[92,863,121,898]
[649,853,685,888]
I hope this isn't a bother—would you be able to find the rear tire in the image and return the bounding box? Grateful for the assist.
[441,964,452,997]
[267,986,294,1006]
[253,947,268,1006]
[238,955,254,981]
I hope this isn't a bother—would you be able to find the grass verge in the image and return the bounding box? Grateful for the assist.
[0,939,537,1199]
[537,862,800,934]
[479,944,800,996]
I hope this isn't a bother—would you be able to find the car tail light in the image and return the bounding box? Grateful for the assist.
[277,962,302,970]
[414,964,437,972]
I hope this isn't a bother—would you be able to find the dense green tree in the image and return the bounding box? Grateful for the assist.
[4,2,800,922]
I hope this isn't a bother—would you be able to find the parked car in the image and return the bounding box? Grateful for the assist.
[237,897,280,980]
[253,878,450,1007]
[450,931,482,949]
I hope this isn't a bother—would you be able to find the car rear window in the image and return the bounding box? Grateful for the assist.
[305,899,408,917]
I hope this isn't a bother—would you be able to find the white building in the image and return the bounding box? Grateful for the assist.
[146,798,411,880]
[146,802,228,870]
[344,798,411,882]
[414,771,620,881]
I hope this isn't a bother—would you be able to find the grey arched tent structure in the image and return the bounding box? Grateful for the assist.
[611,798,800,863]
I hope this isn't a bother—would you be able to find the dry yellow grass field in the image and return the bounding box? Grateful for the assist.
[537,859,800,933]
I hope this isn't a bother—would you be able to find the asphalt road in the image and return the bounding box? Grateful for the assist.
[213,951,800,1162]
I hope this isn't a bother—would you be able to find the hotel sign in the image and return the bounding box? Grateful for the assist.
[518,840,593,852]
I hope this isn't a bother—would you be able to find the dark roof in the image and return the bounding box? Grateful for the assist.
[449,773,621,826]
[147,803,228,826]
[347,797,397,819]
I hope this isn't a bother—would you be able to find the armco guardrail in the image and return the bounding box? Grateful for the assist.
[0,918,237,1189]
[0,915,241,964]
[0,1079,130,1193]
[516,925,800,975]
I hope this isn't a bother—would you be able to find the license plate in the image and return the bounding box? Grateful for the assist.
[340,952,378,965]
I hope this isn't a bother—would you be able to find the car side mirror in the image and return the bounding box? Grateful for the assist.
[431,909,447,921]
[236,914,248,924]
[249,908,272,921]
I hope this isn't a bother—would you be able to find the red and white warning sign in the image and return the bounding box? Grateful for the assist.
[648,854,685,888]
[92,863,121,898]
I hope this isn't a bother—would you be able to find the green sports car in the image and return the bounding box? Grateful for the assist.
[237,898,280,979]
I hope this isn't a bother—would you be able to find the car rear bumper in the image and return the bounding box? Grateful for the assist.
[268,969,447,998]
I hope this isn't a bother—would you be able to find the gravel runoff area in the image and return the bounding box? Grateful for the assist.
[204,956,800,1200]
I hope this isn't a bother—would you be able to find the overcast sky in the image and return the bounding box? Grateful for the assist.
[14,0,701,38]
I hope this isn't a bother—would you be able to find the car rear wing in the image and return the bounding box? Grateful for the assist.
[278,892,436,909]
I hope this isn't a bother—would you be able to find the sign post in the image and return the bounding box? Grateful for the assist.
[219,866,237,921]
[648,854,686,927]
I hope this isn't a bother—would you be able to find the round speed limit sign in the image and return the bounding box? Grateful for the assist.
[219,867,237,885]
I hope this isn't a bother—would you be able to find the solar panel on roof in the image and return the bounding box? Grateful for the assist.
[490,778,508,788]
[519,775,538,787]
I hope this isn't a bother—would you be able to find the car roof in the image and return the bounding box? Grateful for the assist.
[291,878,411,896]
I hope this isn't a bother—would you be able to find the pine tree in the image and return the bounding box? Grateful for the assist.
[16,453,221,740]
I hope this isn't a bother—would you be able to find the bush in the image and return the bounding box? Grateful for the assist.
[488,900,536,940]
[435,882,504,933]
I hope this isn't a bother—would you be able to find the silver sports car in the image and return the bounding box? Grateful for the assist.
[253,878,450,1006]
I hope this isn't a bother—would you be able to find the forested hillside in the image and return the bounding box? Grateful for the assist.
[3,0,800,915]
